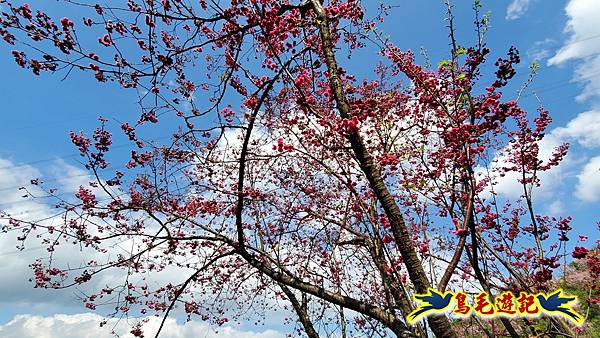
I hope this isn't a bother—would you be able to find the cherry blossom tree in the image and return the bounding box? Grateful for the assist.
[0,0,594,337]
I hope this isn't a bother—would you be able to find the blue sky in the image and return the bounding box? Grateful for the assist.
[0,0,599,337]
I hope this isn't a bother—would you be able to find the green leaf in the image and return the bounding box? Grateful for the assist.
[529,61,540,74]
[438,59,450,68]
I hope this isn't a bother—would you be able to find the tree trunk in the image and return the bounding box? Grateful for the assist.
[310,1,458,337]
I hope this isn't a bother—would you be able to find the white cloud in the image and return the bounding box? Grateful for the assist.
[575,156,600,202]
[0,158,152,307]
[0,313,283,338]
[553,110,600,148]
[0,158,50,218]
[506,0,535,20]
[546,200,565,216]
[548,0,600,63]
[548,0,600,102]
[0,157,289,330]
[478,132,571,199]
[0,158,74,306]
[479,108,600,202]
[540,0,600,203]
[527,38,555,61]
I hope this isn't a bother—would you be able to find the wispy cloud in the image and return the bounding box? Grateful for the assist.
[527,38,555,62]
[548,0,600,103]
[506,0,535,20]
